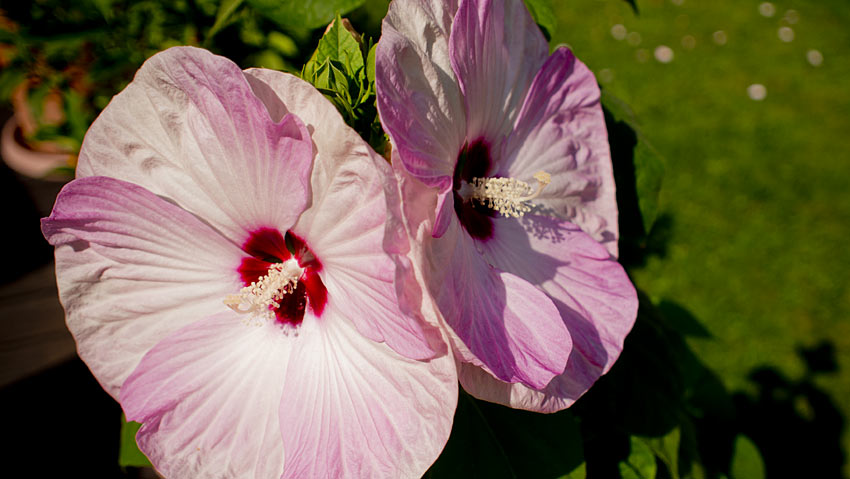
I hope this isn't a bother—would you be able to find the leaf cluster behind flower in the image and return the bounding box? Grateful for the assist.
[301,16,386,155]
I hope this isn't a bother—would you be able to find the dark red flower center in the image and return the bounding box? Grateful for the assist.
[453,139,496,240]
[237,228,327,326]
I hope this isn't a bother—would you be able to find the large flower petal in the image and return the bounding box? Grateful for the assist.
[121,313,291,478]
[244,69,436,361]
[77,47,313,240]
[449,0,548,142]
[500,47,619,255]
[376,0,466,184]
[41,176,242,398]
[430,217,571,389]
[278,303,456,479]
[463,215,638,411]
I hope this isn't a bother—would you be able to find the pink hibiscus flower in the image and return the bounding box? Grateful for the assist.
[42,47,456,478]
[376,0,639,412]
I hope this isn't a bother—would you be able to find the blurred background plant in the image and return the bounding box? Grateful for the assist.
[0,0,389,178]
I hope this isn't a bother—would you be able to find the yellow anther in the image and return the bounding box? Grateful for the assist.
[464,170,551,218]
[224,259,304,321]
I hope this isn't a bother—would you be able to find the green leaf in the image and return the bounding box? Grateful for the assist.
[366,43,377,86]
[311,17,363,77]
[601,89,664,236]
[641,428,680,479]
[730,435,765,479]
[427,392,585,478]
[246,0,366,30]
[523,0,556,40]
[619,436,657,479]
[119,417,152,468]
[207,0,245,41]
[89,0,115,21]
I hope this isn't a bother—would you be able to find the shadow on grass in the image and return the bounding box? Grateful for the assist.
[733,341,845,478]
[569,294,846,479]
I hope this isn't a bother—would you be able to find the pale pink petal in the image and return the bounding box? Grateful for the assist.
[462,215,638,411]
[449,0,548,142]
[243,69,436,361]
[375,0,465,185]
[121,313,292,478]
[429,217,571,389]
[279,303,456,479]
[41,176,242,399]
[77,47,313,240]
[500,47,619,255]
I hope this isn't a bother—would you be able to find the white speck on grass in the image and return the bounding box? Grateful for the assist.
[748,84,767,101]
[598,68,614,83]
[778,26,794,42]
[759,2,776,17]
[784,9,799,24]
[713,30,728,45]
[611,24,627,41]
[627,31,642,46]
[807,49,823,67]
[682,35,696,49]
[654,45,674,63]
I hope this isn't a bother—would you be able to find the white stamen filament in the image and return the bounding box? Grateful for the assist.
[224,258,304,321]
[463,171,551,218]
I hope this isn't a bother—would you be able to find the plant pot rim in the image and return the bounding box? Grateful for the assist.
[1,115,75,181]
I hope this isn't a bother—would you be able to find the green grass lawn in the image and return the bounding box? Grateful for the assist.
[551,0,850,473]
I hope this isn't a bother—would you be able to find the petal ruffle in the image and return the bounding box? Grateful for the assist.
[430,217,571,389]
[278,302,456,479]
[41,176,242,399]
[449,0,548,142]
[376,0,465,184]
[243,69,436,361]
[121,313,292,478]
[463,215,638,411]
[77,47,313,241]
[500,47,619,255]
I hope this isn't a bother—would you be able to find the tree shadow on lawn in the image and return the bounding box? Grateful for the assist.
[733,341,845,479]
[563,295,846,479]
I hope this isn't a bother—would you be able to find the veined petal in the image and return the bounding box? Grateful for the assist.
[430,217,571,389]
[376,0,465,184]
[77,47,313,240]
[501,47,619,255]
[464,215,638,411]
[243,69,436,361]
[41,176,242,399]
[121,313,292,478]
[279,302,456,479]
[449,0,548,142]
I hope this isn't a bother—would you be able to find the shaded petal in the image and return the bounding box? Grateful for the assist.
[279,303,456,479]
[41,176,242,399]
[500,47,619,255]
[430,218,571,389]
[77,47,313,240]
[243,69,436,361]
[463,215,638,411]
[375,0,465,184]
[449,0,548,142]
[121,313,291,478]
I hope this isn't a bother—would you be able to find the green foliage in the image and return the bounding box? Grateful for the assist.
[246,0,365,30]
[301,16,386,153]
[426,392,585,478]
[119,417,152,468]
[729,436,765,479]
[602,89,664,237]
[619,437,657,479]
[523,0,556,41]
